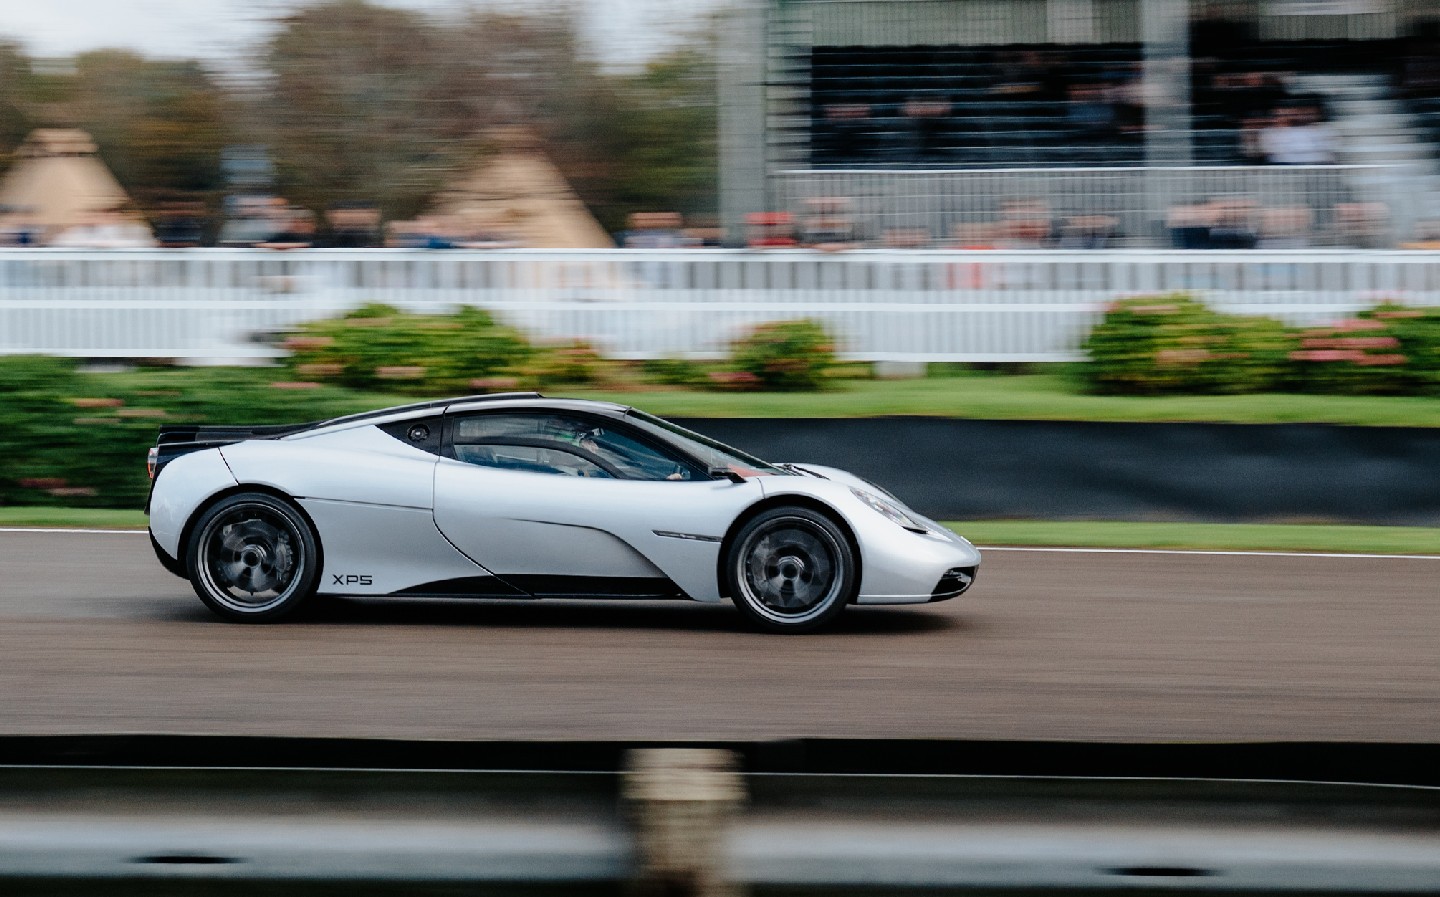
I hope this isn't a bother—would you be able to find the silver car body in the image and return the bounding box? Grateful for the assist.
[149,396,981,605]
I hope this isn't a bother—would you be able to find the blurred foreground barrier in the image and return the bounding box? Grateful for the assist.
[0,757,1439,894]
[4,248,1440,362]
[1,739,1440,895]
[624,749,745,897]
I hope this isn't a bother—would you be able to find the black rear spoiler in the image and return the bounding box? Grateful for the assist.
[145,422,319,514]
[155,423,318,446]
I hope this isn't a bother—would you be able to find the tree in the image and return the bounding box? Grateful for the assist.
[547,41,719,232]
[259,0,478,219]
[0,41,33,174]
[66,51,230,202]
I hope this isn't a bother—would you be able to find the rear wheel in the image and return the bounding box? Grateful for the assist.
[725,506,856,633]
[186,492,319,623]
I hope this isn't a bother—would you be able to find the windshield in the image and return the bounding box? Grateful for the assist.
[624,410,791,477]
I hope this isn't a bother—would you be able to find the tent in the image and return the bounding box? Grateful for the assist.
[426,128,613,249]
[0,129,151,243]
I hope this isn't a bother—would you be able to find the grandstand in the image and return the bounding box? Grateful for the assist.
[718,0,1440,248]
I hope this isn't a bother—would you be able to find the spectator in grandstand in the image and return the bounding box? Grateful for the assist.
[1167,199,1259,250]
[1258,207,1315,249]
[991,49,1047,98]
[1260,106,1336,165]
[1167,202,1215,250]
[0,209,39,246]
[902,95,951,162]
[1206,198,1260,249]
[324,203,382,248]
[798,197,858,250]
[623,212,686,248]
[996,199,1054,249]
[821,104,873,162]
[49,209,156,248]
[1057,214,1121,249]
[259,208,316,250]
[745,212,797,248]
[1401,221,1440,251]
[1066,84,1117,142]
[1399,38,1440,98]
[1331,202,1390,249]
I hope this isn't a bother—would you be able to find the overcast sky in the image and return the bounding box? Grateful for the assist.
[0,0,721,68]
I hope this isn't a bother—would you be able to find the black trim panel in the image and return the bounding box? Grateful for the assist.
[653,530,723,543]
[502,574,684,599]
[392,576,530,598]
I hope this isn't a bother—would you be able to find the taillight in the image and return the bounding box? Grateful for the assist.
[147,447,158,480]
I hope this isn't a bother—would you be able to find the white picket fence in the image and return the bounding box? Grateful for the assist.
[2,248,1440,362]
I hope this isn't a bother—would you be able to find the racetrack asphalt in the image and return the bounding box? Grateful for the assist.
[0,531,1436,742]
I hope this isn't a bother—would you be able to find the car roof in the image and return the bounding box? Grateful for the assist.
[296,393,632,437]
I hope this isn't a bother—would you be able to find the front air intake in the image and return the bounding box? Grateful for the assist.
[930,567,977,602]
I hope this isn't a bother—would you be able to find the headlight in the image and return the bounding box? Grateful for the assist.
[850,488,929,534]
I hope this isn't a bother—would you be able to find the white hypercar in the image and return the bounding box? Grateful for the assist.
[146,394,980,632]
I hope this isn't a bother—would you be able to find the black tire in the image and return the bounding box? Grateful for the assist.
[185,492,320,623]
[725,506,857,633]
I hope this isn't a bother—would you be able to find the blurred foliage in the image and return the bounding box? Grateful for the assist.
[519,341,607,390]
[1085,295,1440,396]
[283,303,534,394]
[640,357,709,388]
[728,319,838,391]
[255,0,715,229]
[0,2,717,235]
[0,357,396,509]
[0,41,33,172]
[550,44,718,232]
[1083,294,1293,395]
[259,1,480,219]
[0,49,230,213]
[65,51,230,203]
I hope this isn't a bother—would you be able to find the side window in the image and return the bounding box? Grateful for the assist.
[449,412,699,481]
[450,413,614,477]
[581,426,700,481]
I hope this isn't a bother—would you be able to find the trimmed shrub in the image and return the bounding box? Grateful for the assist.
[283,303,532,394]
[1083,294,1293,395]
[728,318,837,391]
[640,357,708,388]
[518,341,606,389]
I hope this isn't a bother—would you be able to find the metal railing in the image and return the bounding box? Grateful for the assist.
[3,247,1440,363]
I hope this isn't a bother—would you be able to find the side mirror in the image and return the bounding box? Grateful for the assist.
[709,467,746,483]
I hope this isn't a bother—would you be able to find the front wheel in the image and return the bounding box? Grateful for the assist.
[725,506,857,633]
[186,492,320,623]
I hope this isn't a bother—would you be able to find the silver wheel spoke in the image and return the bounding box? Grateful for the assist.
[200,503,305,612]
[740,519,842,619]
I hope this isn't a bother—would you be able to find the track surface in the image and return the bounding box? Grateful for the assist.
[0,531,1436,742]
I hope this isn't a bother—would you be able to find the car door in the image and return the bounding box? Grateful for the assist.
[432,409,764,601]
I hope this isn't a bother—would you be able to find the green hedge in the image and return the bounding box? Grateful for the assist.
[727,318,837,391]
[1083,296,1440,396]
[284,303,534,394]
[0,358,394,510]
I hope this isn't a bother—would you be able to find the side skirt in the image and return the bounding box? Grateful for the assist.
[393,575,685,601]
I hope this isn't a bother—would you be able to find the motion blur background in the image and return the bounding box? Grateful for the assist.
[4,4,1440,893]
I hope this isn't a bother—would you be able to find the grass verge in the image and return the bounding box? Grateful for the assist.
[0,507,150,529]
[564,375,1440,427]
[1,507,1436,556]
[946,520,1440,555]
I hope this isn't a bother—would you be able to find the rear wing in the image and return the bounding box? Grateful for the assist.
[146,422,318,506]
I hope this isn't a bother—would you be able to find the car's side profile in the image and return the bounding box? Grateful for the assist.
[147,394,980,632]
